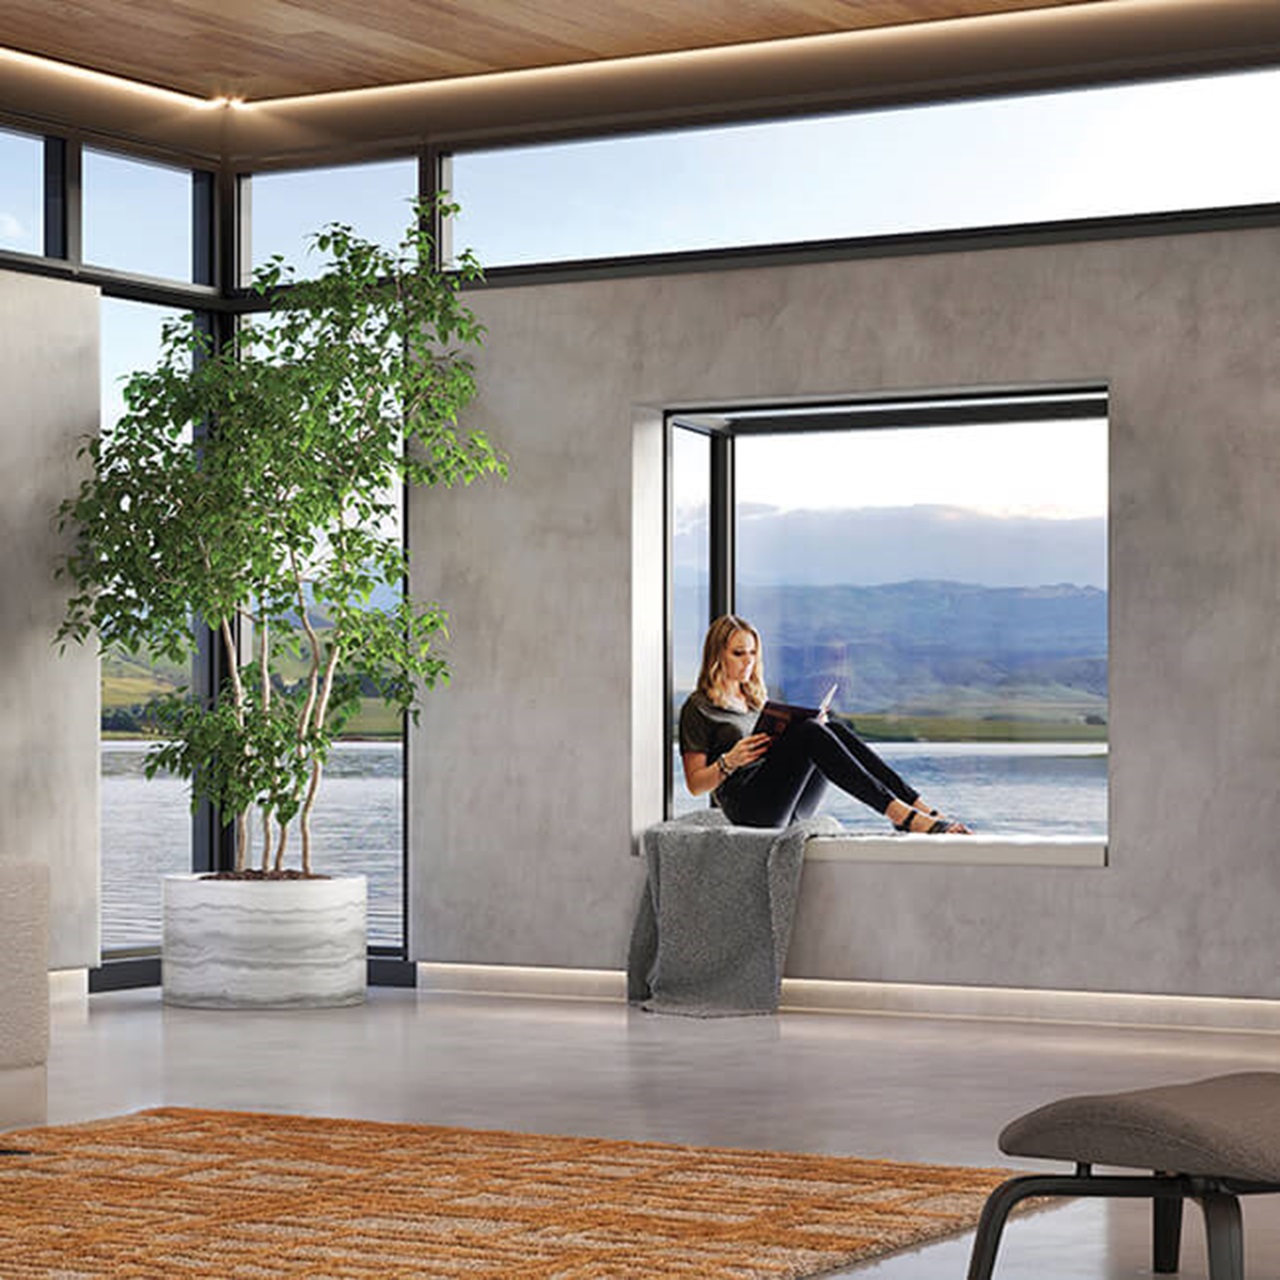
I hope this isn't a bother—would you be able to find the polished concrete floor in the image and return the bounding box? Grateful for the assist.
[10,984,1280,1277]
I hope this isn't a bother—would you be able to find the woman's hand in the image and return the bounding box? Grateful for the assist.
[723,733,773,771]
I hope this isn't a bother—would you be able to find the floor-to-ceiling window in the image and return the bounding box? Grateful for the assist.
[243,159,420,950]
[0,138,426,963]
[98,298,196,952]
[79,145,210,954]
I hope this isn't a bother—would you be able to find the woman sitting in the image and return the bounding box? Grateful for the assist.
[680,614,969,833]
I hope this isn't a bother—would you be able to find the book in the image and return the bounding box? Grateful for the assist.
[753,683,838,736]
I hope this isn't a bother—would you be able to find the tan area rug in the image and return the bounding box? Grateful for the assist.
[0,1107,1012,1277]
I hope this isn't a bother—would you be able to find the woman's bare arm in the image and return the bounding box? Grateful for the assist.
[682,752,721,797]
[682,733,773,797]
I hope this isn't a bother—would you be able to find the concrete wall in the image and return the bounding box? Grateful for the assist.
[0,271,100,969]
[410,225,1280,999]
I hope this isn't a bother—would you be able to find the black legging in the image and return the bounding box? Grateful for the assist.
[718,717,919,829]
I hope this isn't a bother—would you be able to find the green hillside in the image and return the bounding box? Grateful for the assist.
[847,712,1106,743]
[99,645,403,739]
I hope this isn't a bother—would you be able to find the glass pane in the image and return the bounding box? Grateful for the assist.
[453,66,1280,266]
[0,127,43,254]
[100,298,194,953]
[261,488,406,950]
[248,159,418,280]
[309,743,403,949]
[670,427,711,816]
[733,417,1108,837]
[84,148,193,280]
[99,301,406,949]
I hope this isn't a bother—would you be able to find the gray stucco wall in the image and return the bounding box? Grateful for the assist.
[0,272,100,970]
[410,225,1280,999]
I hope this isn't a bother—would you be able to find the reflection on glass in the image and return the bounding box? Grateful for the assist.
[83,148,194,280]
[0,127,42,254]
[248,159,418,279]
[453,65,1280,266]
[670,427,710,814]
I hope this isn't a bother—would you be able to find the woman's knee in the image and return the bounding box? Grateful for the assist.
[788,717,831,749]
[826,717,857,741]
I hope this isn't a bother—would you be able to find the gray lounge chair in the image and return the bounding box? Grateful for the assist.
[967,1072,1280,1280]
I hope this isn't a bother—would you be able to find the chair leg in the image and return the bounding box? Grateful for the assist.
[1199,1191,1244,1280]
[1153,1185,1183,1272]
[965,1175,1063,1280]
[966,1178,1018,1280]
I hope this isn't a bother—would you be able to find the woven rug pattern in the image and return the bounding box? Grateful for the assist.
[0,1107,1009,1277]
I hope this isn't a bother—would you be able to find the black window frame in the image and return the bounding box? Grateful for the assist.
[665,383,1110,822]
[0,133,441,986]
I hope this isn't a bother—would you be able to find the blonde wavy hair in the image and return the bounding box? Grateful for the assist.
[696,614,767,711]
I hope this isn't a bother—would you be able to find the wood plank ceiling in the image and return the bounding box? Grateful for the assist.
[0,0,1113,101]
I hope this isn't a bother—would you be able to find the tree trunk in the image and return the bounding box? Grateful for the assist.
[220,616,249,873]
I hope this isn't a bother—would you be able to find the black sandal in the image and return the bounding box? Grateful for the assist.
[920,805,970,833]
[895,809,962,834]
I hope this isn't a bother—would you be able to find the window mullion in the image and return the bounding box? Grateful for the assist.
[43,136,80,262]
[191,309,240,876]
[710,432,735,623]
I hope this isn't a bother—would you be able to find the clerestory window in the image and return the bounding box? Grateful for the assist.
[0,126,42,255]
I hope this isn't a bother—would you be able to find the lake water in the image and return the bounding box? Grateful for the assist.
[103,739,1107,953]
[102,741,404,953]
[672,741,1107,836]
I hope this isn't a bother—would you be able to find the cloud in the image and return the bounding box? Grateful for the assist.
[0,211,32,247]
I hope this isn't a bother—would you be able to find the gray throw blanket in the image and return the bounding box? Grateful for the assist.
[627,810,840,1017]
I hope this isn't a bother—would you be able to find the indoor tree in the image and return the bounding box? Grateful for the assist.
[57,199,504,876]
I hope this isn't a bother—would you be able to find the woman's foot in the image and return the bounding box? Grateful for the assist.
[890,801,969,834]
[908,800,972,833]
[923,806,971,834]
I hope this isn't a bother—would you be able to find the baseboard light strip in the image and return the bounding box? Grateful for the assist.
[416,963,1280,1033]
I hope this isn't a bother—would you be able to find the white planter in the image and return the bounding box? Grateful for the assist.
[162,874,367,1009]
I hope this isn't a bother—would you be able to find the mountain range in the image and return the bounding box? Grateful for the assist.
[672,502,1107,725]
[674,504,1107,589]
[675,579,1107,720]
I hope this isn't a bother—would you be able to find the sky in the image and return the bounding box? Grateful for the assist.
[449,65,1280,265]
[671,420,1109,588]
[732,418,1108,519]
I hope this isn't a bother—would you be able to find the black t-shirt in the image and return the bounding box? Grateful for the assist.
[678,692,756,768]
[678,692,762,805]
